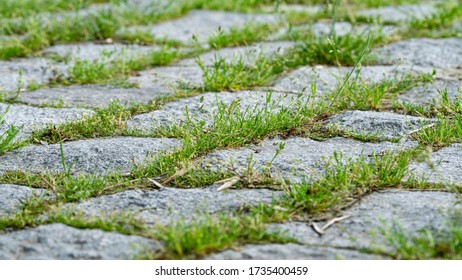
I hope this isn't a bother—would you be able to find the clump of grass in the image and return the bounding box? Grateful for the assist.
[208,23,279,49]
[0,106,19,155]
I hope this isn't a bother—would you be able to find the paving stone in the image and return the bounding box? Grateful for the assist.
[206,243,385,260]
[42,42,157,62]
[356,4,437,22]
[129,65,203,91]
[410,144,462,185]
[397,79,462,106]
[126,91,298,132]
[72,186,282,225]
[121,10,280,45]
[267,65,434,95]
[201,136,416,183]
[0,137,181,175]
[326,110,437,140]
[177,41,295,67]
[373,38,462,69]
[0,185,52,217]
[17,85,170,108]
[0,102,93,142]
[0,58,65,91]
[263,4,322,14]
[268,190,458,252]
[0,223,159,260]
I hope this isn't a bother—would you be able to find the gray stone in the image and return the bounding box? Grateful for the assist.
[0,137,181,175]
[126,91,299,132]
[0,58,65,91]
[17,85,171,108]
[267,65,435,95]
[177,41,295,67]
[129,65,203,91]
[0,102,93,142]
[357,4,437,22]
[121,10,280,45]
[72,186,282,225]
[0,223,159,259]
[397,79,462,106]
[0,185,51,217]
[201,136,416,182]
[269,190,458,252]
[327,110,437,140]
[42,42,157,62]
[373,38,462,69]
[206,243,385,260]
[410,144,462,185]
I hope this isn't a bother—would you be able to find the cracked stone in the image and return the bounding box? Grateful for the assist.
[201,136,416,183]
[268,190,458,252]
[0,223,159,259]
[72,186,282,225]
[0,137,182,175]
[16,85,170,108]
[326,110,437,140]
[0,102,94,142]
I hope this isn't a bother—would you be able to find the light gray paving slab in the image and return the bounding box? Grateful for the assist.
[0,184,52,217]
[16,85,170,108]
[201,136,416,183]
[0,223,159,260]
[206,243,385,260]
[0,137,182,175]
[0,102,94,142]
[327,110,437,140]
[268,190,458,252]
[72,186,282,225]
[410,144,462,185]
[120,10,280,45]
[373,38,462,69]
[397,79,462,106]
[129,65,203,91]
[126,91,299,132]
[357,4,437,22]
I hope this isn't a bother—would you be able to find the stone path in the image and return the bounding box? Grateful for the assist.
[0,0,461,260]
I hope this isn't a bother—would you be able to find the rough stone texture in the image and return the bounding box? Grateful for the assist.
[0,137,181,175]
[397,79,462,106]
[202,136,416,182]
[206,243,385,260]
[0,185,51,217]
[268,190,458,252]
[327,110,437,140]
[410,144,462,185]
[17,85,170,108]
[357,4,437,22]
[42,42,157,62]
[0,223,159,260]
[0,102,94,142]
[267,65,435,96]
[129,65,203,91]
[373,38,462,69]
[72,186,282,225]
[121,10,280,45]
[0,58,65,91]
[177,41,295,66]
[127,91,298,132]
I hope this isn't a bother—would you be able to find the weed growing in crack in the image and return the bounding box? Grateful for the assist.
[0,106,19,155]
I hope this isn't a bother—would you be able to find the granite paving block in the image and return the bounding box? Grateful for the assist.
[16,85,170,108]
[326,110,437,140]
[126,91,298,132]
[0,184,52,217]
[0,102,94,142]
[121,10,280,45]
[129,65,203,91]
[0,137,181,175]
[201,136,416,182]
[397,79,462,106]
[268,190,458,252]
[357,4,437,22]
[72,186,282,225]
[373,38,462,69]
[0,223,159,260]
[410,144,462,185]
[206,243,385,260]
